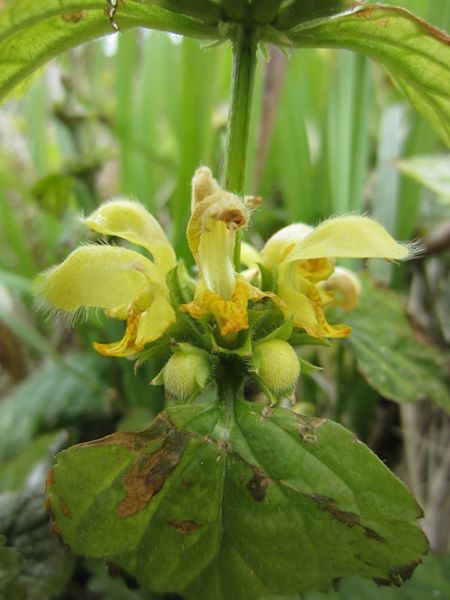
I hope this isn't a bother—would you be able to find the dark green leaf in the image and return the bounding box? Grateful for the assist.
[274,0,353,29]
[0,431,68,493]
[284,5,450,146]
[0,492,75,600]
[344,276,450,413]
[0,536,24,600]
[0,0,216,104]
[272,552,450,599]
[48,400,427,599]
[0,353,109,460]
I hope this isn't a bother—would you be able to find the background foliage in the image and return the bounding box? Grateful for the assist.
[0,0,449,598]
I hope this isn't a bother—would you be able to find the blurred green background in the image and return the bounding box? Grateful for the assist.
[0,0,449,598]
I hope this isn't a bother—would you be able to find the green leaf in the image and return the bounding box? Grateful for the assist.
[280,552,450,600]
[0,536,23,600]
[274,0,353,29]
[284,4,450,147]
[0,431,68,493]
[47,400,427,599]
[395,154,450,199]
[0,0,216,104]
[344,276,450,413]
[0,491,75,600]
[0,353,109,460]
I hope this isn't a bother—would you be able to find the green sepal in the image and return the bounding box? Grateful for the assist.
[259,262,276,292]
[246,371,279,406]
[289,331,331,347]
[166,262,210,348]
[210,311,267,358]
[166,261,195,306]
[256,318,294,344]
[299,356,322,375]
[133,342,171,372]
[47,401,428,599]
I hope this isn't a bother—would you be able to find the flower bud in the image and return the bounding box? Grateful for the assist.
[159,349,210,401]
[321,267,361,310]
[253,339,300,396]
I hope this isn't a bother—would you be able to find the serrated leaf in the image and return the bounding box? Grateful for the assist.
[48,400,427,599]
[280,552,450,600]
[344,276,450,413]
[0,0,216,104]
[285,4,450,147]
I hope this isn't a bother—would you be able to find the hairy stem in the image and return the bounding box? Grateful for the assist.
[216,361,244,432]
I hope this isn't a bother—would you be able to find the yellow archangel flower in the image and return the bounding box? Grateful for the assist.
[180,167,265,337]
[260,217,409,338]
[35,200,177,357]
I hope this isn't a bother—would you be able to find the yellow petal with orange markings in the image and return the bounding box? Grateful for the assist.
[287,216,409,262]
[276,263,350,339]
[35,245,161,313]
[181,276,264,336]
[187,189,249,299]
[83,199,176,274]
[94,312,141,357]
[278,278,351,339]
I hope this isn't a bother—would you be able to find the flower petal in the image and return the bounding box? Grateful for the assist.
[191,166,220,209]
[187,187,249,299]
[135,296,176,347]
[321,267,362,310]
[278,278,351,339]
[240,241,261,269]
[94,315,140,357]
[94,297,175,357]
[36,245,162,312]
[261,223,312,267]
[180,276,265,336]
[287,216,408,262]
[83,200,176,274]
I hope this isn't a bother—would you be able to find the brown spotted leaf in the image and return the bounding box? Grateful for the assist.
[47,401,427,599]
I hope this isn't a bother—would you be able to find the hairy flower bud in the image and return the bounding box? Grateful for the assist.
[158,349,210,401]
[253,339,300,397]
[322,267,361,310]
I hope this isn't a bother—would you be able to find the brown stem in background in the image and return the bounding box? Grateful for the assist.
[252,46,288,193]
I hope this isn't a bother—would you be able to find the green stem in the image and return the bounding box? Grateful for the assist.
[224,27,258,270]
[216,361,244,432]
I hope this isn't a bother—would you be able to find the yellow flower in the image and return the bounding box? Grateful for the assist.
[261,216,409,338]
[35,200,177,357]
[180,167,265,337]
